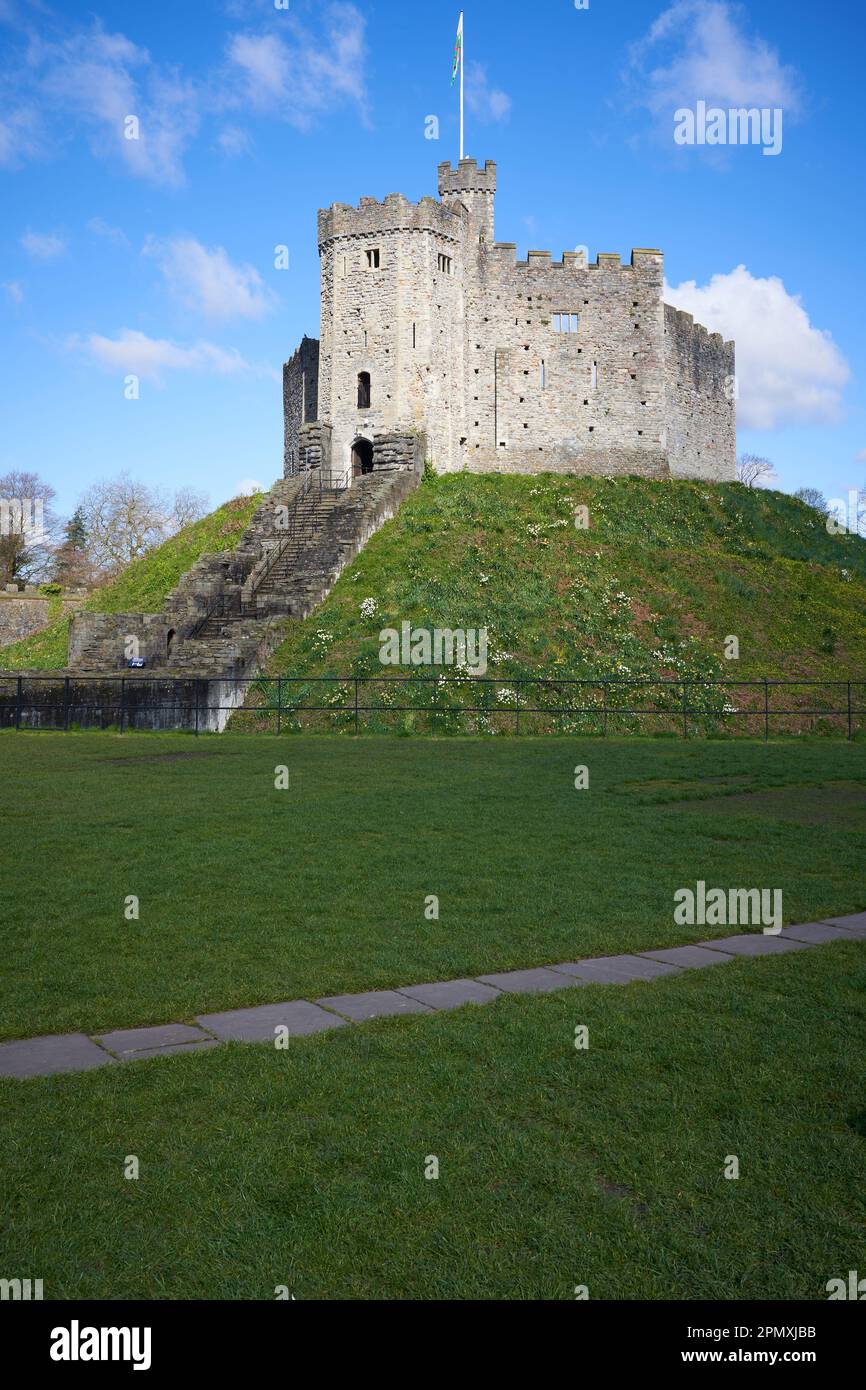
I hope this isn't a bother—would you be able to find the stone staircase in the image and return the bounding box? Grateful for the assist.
[69,466,421,698]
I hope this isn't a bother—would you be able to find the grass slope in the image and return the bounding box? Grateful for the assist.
[262,476,866,734]
[1,942,863,1299]
[0,494,261,670]
[1,733,864,1040]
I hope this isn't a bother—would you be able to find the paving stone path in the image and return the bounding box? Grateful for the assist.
[2,915,864,1080]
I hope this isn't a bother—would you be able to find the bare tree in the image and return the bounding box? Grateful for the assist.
[78,473,171,573]
[0,469,58,586]
[793,487,830,517]
[77,474,211,574]
[737,453,778,488]
[170,487,209,531]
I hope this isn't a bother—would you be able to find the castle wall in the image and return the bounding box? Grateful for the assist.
[462,245,670,478]
[283,336,319,475]
[0,590,88,648]
[664,306,736,480]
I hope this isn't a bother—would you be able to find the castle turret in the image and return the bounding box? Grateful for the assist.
[438,159,496,244]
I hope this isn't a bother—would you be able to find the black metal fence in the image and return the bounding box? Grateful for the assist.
[1,672,864,738]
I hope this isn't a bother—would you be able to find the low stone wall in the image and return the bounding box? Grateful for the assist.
[0,672,245,734]
[0,592,88,648]
[69,611,175,670]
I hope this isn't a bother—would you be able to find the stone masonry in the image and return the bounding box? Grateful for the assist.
[0,588,89,647]
[284,158,735,482]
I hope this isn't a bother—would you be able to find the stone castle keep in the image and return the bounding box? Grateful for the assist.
[5,158,737,731]
[284,158,736,482]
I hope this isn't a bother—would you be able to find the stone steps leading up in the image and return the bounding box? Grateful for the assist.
[66,469,421,697]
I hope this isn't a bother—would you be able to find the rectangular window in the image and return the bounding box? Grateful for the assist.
[591,361,598,389]
[553,313,579,333]
[437,253,452,273]
[541,359,546,389]
[366,248,380,269]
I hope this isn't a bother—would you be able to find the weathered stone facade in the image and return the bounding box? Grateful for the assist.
[0,589,88,648]
[283,336,319,475]
[284,158,735,482]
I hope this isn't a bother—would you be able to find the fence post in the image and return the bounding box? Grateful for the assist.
[682,682,688,740]
[515,680,521,736]
[848,681,853,741]
[277,677,282,736]
[764,679,769,742]
[119,677,125,735]
[63,675,70,732]
[354,677,359,735]
[603,680,608,738]
[194,678,200,737]
[15,675,22,731]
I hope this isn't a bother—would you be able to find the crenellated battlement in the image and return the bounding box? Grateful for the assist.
[437,158,497,195]
[318,193,464,247]
[665,304,734,352]
[487,243,663,275]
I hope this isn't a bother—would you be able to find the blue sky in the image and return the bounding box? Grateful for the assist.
[2,0,864,519]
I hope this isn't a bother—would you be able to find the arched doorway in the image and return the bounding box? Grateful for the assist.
[351,437,374,479]
[166,628,176,656]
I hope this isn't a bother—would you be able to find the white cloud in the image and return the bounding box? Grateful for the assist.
[856,450,866,464]
[0,106,42,167]
[465,61,512,124]
[665,265,849,430]
[626,1,800,135]
[225,2,368,128]
[2,7,359,183]
[217,125,253,158]
[11,25,200,186]
[69,328,257,385]
[21,230,66,259]
[229,34,288,100]
[235,477,264,496]
[2,280,24,303]
[144,237,275,322]
[87,217,130,248]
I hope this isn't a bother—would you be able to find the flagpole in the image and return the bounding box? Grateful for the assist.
[459,12,464,160]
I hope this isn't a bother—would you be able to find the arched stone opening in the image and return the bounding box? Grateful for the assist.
[351,438,374,479]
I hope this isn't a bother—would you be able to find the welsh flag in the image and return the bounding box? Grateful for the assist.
[451,13,463,85]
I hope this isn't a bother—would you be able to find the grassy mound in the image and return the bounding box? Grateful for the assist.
[0,494,261,669]
[256,475,866,734]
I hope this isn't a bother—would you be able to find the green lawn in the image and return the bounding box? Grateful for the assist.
[1,733,864,1040]
[1,942,863,1300]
